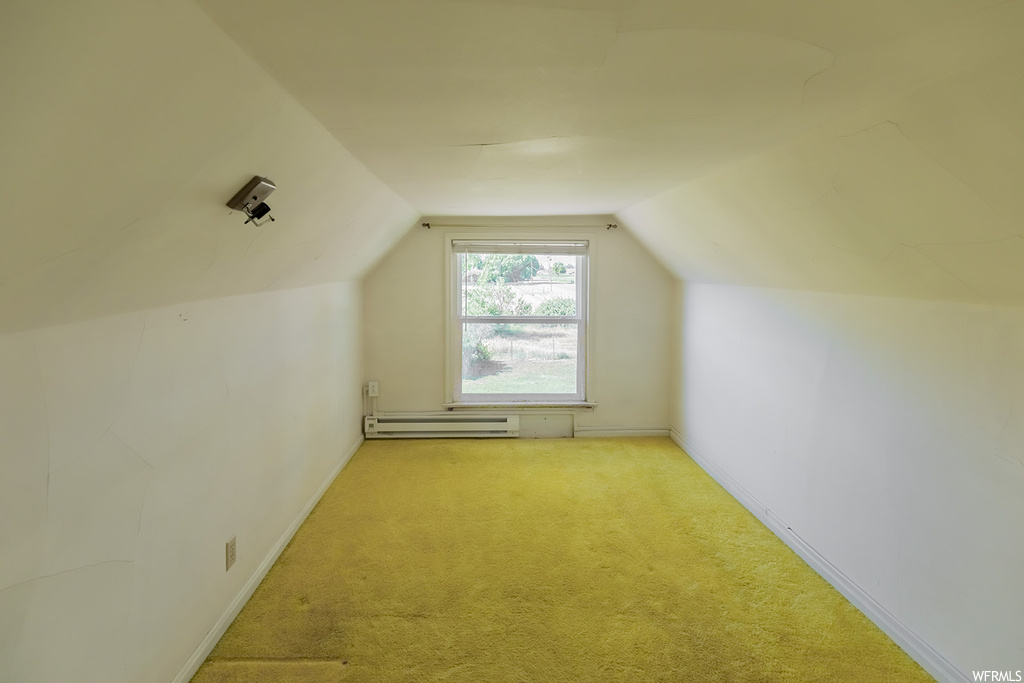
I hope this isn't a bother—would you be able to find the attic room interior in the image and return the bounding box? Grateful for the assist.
[2,0,1023,681]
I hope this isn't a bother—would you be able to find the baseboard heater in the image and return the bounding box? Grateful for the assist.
[364,413,519,439]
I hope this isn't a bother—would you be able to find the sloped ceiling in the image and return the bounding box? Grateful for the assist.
[619,4,1024,305]
[0,0,418,333]
[197,0,1018,216]
[6,0,1023,319]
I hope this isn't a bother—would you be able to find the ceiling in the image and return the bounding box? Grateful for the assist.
[0,0,418,333]
[5,0,1023,332]
[197,0,1013,216]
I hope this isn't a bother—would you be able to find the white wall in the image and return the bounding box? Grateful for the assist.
[674,283,1024,677]
[363,217,674,435]
[0,2,418,681]
[0,282,365,683]
[616,23,1024,678]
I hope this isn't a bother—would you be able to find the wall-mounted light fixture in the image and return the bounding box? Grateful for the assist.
[227,176,276,226]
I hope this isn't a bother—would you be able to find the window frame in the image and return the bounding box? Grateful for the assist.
[444,233,592,406]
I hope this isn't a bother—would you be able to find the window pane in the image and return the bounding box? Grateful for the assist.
[462,323,578,395]
[462,253,576,317]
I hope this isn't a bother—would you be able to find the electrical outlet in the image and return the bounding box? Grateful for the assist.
[368,380,379,397]
[226,536,236,571]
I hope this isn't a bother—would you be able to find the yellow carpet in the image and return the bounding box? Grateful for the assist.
[193,437,931,682]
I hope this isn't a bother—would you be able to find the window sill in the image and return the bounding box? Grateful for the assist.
[444,402,596,411]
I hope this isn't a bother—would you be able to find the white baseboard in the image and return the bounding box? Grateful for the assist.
[172,436,364,683]
[668,429,967,683]
[573,427,671,437]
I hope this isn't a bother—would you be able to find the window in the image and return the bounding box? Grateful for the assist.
[448,239,588,404]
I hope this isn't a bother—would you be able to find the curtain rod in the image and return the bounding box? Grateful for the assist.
[421,222,617,230]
